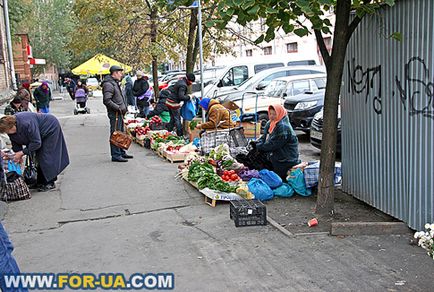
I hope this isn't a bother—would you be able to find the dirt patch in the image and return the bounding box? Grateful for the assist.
[265,188,399,234]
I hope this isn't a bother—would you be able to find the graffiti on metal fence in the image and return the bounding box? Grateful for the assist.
[395,57,434,120]
[348,58,382,114]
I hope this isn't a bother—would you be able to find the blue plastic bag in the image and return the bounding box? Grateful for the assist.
[181,100,196,121]
[273,183,295,198]
[247,178,274,201]
[7,161,22,175]
[259,169,282,189]
[287,169,311,196]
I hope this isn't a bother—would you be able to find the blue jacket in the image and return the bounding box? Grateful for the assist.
[256,117,300,165]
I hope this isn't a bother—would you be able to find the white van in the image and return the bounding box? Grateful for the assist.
[193,58,319,98]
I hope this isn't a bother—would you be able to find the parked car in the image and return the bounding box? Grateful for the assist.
[284,79,327,132]
[192,58,318,99]
[86,77,100,91]
[219,66,325,103]
[310,108,342,153]
[235,74,326,128]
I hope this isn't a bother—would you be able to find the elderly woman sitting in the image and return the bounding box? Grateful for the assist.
[252,104,300,180]
[196,98,235,130]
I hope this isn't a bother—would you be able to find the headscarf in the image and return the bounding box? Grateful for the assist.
[40,82,49,94]
[199,98,211,111]
[22,82,30,90]
[268,104,287,134]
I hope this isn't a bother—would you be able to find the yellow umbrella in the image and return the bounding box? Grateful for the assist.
[71,54,132,75]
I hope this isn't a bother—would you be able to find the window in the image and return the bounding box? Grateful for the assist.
[287,42,298,53]
[254,63,284,73]
[288,70,312,76]
[257,71,287,89]
[313,78,326,90]
[222,66,248,87]
[263,46,272,55]
[246,49,252,57]
[291,80,311,95]
[233,66,249,85]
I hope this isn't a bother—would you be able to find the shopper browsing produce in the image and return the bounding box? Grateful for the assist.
[195,98,235,130]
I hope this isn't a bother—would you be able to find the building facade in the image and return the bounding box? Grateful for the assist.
[13,33,32,84]
[0,0,13,99]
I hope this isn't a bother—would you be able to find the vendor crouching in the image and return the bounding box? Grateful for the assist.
[195,98,235,130]
[253,104,300,181]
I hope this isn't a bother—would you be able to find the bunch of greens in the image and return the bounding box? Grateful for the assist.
[187,162,215,182]
[197,173,238,193]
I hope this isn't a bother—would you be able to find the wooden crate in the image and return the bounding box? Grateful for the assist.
[163,150,188,163]
[241,122,261,139]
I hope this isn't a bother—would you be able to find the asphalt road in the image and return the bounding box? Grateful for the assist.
[1,92,432,291]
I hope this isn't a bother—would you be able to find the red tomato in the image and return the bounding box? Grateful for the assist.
[229,170,236,175]
[230,174,238,181]
[222,175,228,181]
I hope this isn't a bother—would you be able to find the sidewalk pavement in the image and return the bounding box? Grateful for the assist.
[1,96,433,291]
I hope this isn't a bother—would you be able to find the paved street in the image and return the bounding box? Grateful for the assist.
[1,94,433,291]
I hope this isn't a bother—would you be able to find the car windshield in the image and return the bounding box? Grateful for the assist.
[264,80,287,97]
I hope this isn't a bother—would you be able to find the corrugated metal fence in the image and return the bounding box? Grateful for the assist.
[342,0,434,230]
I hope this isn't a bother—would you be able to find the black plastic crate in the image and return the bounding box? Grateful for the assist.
[230,199,267,227]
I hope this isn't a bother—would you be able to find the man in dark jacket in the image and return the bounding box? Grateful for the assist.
[132,71,150,117]
[102,65,133,162]
[160,73,195,136]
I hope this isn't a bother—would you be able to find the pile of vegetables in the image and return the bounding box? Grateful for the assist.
[238,168,260,181]
[221,170,240,182]
[150,116,162,126]
[187,161,237,193]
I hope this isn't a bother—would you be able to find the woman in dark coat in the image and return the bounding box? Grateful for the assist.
[253,104,300,180]
[33,82,52,113]
[0,112,70,192]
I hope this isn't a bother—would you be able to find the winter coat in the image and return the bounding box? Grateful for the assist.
[132,78,150,98]
[256,117,300,166]
[160,77,190,105]
[148,97,169,118]
[9,112,70,182]
[33,87,51,109]
[201,100,235,130]
[3,103,22,116]
[102,75,127,114]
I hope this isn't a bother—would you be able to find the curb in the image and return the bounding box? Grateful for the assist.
[331,222,412,236]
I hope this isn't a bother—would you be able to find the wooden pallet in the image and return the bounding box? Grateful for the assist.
[182,177,241,207]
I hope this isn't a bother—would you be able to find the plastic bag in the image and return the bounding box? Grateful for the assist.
[273,183,295,198]
[7,161,22,175]
[247,178,274,201]
[181,100,196,121]
[287,169,312,196]
[259,169,282,189]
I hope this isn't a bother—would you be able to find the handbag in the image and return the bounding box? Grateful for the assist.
[23,154,38,187]
[110,112,132,150]
[1,172,31,202]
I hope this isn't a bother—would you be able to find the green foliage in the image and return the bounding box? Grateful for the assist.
[212,0,396,44]
[9,0,76,73]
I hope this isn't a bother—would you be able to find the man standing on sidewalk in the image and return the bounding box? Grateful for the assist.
[102,65,133,163]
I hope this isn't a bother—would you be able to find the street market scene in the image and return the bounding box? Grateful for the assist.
[0,0,433,291]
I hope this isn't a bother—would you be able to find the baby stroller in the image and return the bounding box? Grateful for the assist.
[73,87,90,115]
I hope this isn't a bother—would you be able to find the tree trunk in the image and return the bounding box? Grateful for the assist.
[150,8,159,99]
[315,0,352,215]
[185,10,198,74]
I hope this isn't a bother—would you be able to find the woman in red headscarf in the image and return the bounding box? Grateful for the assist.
[253,104,300,180]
